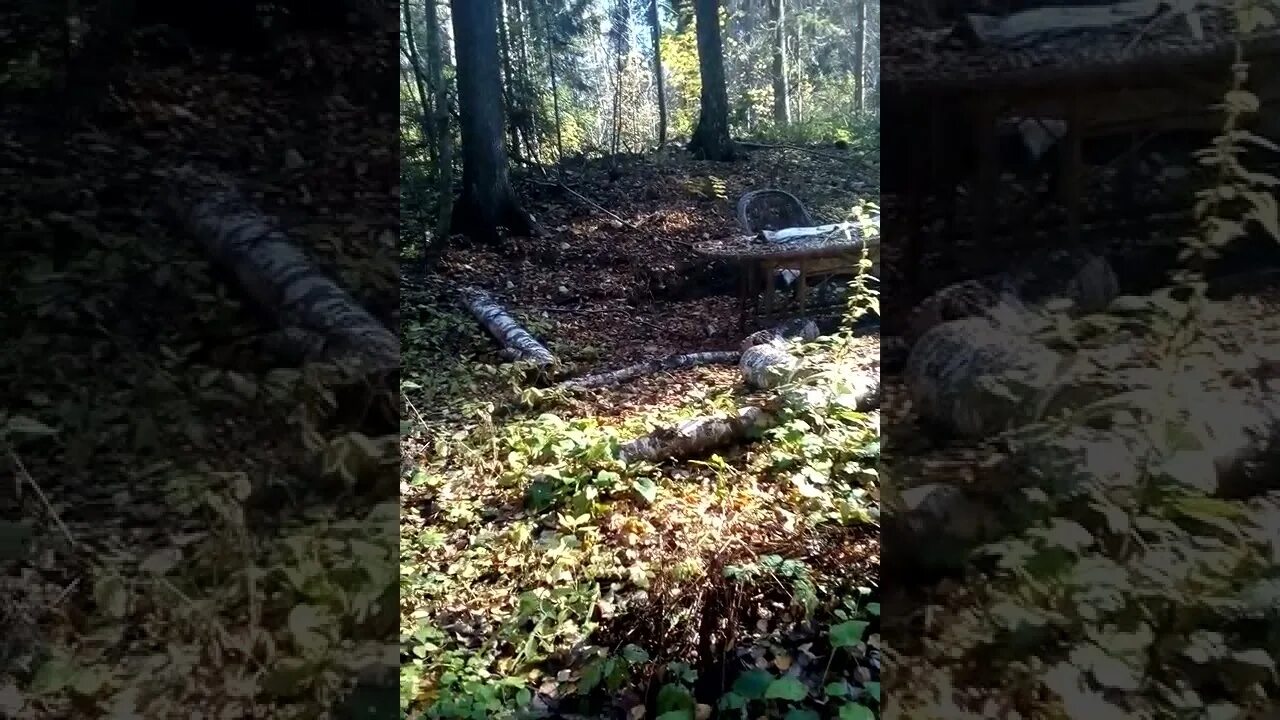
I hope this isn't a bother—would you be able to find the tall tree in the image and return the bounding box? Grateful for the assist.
[401,3,434,165]
[538,0,565,162]
[450,0,534,241]
[687,0,735,160]
[420,0,454,246]
[770,0,789,126]
[608,0,631,155]
[647,0,668,146]
[853,0,865,114]
[497,0,522,157]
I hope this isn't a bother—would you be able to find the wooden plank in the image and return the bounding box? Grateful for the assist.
[962,1,1165,48]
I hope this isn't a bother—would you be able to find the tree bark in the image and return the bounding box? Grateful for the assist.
[853,0,865,114]
[162,168,399,375]
[770,0,790,126]
[539,0,565,163]
[687,0,736,161]
[423,0,454,246]
[450,0,534,242]
[496,0,522,158]
[460,288,555,365]
[648,0,669,146]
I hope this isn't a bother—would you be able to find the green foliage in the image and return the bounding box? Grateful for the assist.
[891,4,1280,717]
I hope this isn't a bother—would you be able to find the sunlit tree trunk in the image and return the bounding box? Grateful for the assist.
[422,0,454,246]
[515,0,539,161]
[402,4,433,161]
[496,0,523,159]
[648,0,668,146]
[449,0,533,242]
[771,0,790,126]
[853,0,865,114]
[688,0,735,160]
[539,0,565,163]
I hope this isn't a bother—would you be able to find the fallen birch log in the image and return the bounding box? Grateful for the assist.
[887,386,1280,572]
[905,247,1118,347]
[161,166,399,375]
[740,318,823,389]
[558,351,741,390]
[904,302,1066,438]
[459,287,556,366]
[960,1,1163,49]
[741,343,800,390]
[620,373,879,463]
[740,318,820,350]
[620,406,777,463]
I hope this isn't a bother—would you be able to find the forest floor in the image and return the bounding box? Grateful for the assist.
[402,145,882,719]
[2,14,398,719]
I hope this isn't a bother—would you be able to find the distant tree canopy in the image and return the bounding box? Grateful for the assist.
[401,0,877,246]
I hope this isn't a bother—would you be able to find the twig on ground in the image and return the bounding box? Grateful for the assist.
[559,350,742,390]
[7,447,76,549]
[530,178,639,229]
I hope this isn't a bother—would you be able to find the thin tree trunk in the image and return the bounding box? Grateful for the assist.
[770,0,789,126]
[541,0,565,163]
[401,15,432,142]
[399,54,435,167]
[449,0,534,242]
[649,0,668,146]
[687,0,735,161]
[422,0,454,247]
[496,0,522,159]
[793,0,804,123]
[612,54,625,156]
[515,0,540,161]
[853,0,865,114]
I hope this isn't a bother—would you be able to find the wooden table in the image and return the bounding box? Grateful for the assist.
[695,227,876,331]
[884,8,1280,289]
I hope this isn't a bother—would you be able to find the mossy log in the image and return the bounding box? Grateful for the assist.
[162,166,399,375]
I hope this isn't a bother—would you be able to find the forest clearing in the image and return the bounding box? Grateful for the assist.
[403,145,880,718]
[401,0,881,717]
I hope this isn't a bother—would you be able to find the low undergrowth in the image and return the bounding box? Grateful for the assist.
[401,274,881,719]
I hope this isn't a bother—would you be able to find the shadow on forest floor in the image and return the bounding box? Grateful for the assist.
[2,12,398,718]
[401,145,881,718]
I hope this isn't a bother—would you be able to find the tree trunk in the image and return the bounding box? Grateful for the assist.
[496,0,522,159]
[770,0,790,126]
[687,0,736,161]
[460,288,555,365]
[421,0,454,248]
[162,168,399,375]
[540,0,565,163]
[515,0,540,161]
[450,0,533,243]
[853,0,865,114]
[792,0,804,123]
[649,0,668,146]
